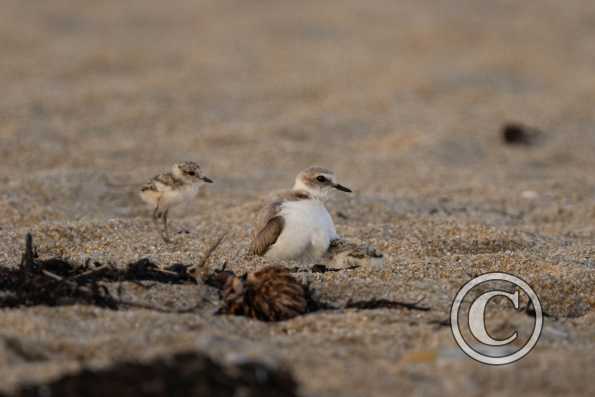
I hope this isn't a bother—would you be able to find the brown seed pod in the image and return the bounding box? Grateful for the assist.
[217,266,307,322]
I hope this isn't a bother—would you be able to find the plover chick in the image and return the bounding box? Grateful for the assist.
[249,166,351,262]
[324,239,385,269]
[140,161,213,242]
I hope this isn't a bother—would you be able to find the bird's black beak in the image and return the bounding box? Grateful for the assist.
[202,176,213,183]
[333,183,352,193]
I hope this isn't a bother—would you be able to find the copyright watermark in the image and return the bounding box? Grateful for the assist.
[450,272,543,365]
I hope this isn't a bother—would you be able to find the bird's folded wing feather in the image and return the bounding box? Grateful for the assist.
[249,191,312,256]
[249,201,285,256]
[141,172,180,192]
[141,179,158,192]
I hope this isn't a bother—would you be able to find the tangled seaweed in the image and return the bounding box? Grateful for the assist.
[0,234,118,309]
[0,234,197,310]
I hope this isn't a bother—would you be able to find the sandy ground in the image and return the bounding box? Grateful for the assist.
[1,0,595,396]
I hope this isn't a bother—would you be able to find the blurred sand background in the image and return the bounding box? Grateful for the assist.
[1,0,594,396]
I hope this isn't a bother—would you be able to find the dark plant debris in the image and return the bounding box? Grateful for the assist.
[86,258,197,285]
[202,265,232,290]
[215,266,308,322]
[501,122,543,146]
[289,264,360,273]
[0,234,197,310]
[345,298,431,312]
[206,266,431,322]
[3,234,430,320]
[523,302,558,320]
[0,234,119,309]
[6,351,298,397]
[428,318,451,328]
[190,233,227,281]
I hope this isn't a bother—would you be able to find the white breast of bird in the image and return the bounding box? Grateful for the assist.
[267,198,338,261]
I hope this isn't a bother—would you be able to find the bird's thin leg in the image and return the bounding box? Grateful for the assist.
[152,196,162,222]
[152,206,160,223]
[152,198,170,242]
[161,208,171,243]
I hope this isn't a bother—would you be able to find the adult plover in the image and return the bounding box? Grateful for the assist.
[249,166,351,262]
[140,161,213,242]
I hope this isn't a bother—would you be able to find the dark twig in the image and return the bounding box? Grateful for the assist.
[345,296,430,312]
[288,264,360,274]
[21,233,35,272]
[428,318,451,328]
[191,233,226,281]
[40,266,204,314]
[70,264,109,281]
[41,270,66,282]
[523,302,557,320]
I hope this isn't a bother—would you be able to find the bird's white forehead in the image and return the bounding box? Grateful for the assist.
[300,172,334,179]
[300,172,335,186]
[320,172,334,179]
[300,168,335,179]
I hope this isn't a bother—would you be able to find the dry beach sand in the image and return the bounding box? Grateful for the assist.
[1,0,595,396]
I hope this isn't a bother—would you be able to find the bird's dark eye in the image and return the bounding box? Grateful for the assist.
[188,171,196,176]
[316,175,327,182]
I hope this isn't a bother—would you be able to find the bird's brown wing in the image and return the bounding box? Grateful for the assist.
[249,215,285,256]
[140,179,157,192]
[248,190,312,257]
[141,172,179,192]
[154,172,184,188]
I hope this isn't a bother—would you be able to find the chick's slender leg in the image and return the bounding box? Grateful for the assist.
[152,194,162,221]
[152,205,160,223]
[152,196,170,243]
[161,208,171,243]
